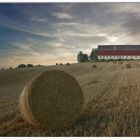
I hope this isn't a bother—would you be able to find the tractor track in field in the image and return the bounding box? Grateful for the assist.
[85,70,120,108]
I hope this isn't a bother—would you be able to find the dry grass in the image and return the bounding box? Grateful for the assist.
[0,61,140,136]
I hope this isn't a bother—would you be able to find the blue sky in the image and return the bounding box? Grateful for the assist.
[0,3,140,68]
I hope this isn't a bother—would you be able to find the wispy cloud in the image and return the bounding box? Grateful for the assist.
[52,12,73,19]
[31,17,48,22]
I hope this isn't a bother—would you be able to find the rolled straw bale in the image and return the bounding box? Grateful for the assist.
[119,61,123,64]
[19,70,83,129]
[113,61,117,64]
[92,64,96,68]
[126,63,131,68]
[66,63,70,66]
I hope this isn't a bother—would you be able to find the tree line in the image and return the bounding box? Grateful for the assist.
[0,64,45,70]
[77,49,98,63]
[17,64,44,68]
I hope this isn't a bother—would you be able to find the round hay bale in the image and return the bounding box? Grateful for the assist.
[92,64,96,68]
[126,63,131,68]
[113,61,117,64]
[66,63,70,66]
[19,70,83,129]
[119,61,123,64]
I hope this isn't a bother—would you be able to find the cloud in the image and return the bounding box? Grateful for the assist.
[31,17,48,22]
[106,3,140,14]
[122,16,140,35]
[52,12,73,19]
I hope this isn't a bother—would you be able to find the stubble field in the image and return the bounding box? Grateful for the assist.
[0,61,140,136]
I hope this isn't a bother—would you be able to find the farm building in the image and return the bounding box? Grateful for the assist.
[96,45,140,60]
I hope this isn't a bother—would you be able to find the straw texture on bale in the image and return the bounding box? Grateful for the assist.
[19,70,83,129]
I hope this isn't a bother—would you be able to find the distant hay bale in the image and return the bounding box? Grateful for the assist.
[19,70,83,129]
[92,64,96,68]
[126,63,131,68]
[66,63,70,66]
[119,61,123,64]
[60,63,63,65]
[113,61,117,64]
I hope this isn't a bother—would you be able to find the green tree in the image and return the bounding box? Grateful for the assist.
[17,64,26,68]
[77,51,88,62]
[77,51,84,62]
[27,64,34,67]
[83,54,88,62]
[89,49,98,61]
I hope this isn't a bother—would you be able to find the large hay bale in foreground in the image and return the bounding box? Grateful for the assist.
[19,70,83,129]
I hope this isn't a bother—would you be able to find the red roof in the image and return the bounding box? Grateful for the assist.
[97,51,140,56]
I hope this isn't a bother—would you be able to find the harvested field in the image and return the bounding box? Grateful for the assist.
[0,61,140,136]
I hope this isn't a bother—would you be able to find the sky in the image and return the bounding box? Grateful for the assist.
[0,3,140,68]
